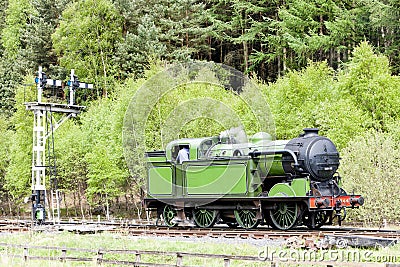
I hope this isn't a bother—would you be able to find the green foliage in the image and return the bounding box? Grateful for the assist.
[55,73,145,208]
[264,62,334,138]
[339,42,400,130]
[145,82,258,151]
[156,0,212,61]
[276,0,332,66]
[5,77,36,201]
[54,121,88,195]
[0,115,12,198]
[263,61,366,149]
[80,97,130,205]
[52,0,123,94]
[113,15,166,79]
[341,131,400,224]
[0,0,34,117]
[20,0,64,72]
[1,0,33,59]
[0,59,23,117]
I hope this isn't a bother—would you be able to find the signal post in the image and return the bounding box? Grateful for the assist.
[25,66,92,224]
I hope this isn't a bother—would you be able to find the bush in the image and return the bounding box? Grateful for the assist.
[340,130,400,225]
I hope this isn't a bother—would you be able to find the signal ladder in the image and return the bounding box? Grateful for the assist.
[46,106,60,223]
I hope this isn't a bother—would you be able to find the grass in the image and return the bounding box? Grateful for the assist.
[0,231,398,266]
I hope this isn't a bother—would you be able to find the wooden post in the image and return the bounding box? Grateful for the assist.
[97,249,103,264]
[61,248,67,262]
[176,253,183,267]
[135,253,141,263]
[223,258,230,267]
[23,247,28,262]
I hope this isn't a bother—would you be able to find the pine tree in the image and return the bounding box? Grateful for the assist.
[114,0,213,78]
[21,0,66,76]
[113,14,166,79]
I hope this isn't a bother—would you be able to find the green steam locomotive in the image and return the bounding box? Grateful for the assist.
[144,128,364,230]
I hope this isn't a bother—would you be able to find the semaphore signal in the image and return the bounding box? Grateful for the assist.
[34,67,93,105]
[28,66,93,224]
[66,69,93,105]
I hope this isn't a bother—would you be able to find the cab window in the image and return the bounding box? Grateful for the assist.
[198,137,218,158]
[172,145,190,162]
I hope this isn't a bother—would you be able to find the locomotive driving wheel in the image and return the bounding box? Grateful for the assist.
[163,205,178,227]
[268,184,300,230]
[303,210,330,229]
[269,202,298,230]
[234,209,260,229]
[192,209,219,228]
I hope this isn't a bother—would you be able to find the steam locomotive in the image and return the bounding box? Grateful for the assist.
[143,128,364,230]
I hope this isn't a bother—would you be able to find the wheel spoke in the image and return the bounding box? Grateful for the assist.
[206,212,212,221]
[283,214,288,228]
[193,209,218,228]
[234,209,260,229]
[269,203,298,230]
[163,205,178,227]
[286,211,294,221]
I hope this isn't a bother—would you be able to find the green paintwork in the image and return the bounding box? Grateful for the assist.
[268,183,296,197]
[192,209,219,228]
[268,180,302,230]
[165,137,208,161]
[291,178,310,196]
[185,162,247,195]
[268,178,310,197]
[249,132,273,144]
[145,132,310,200]
[254,140,288,177]
[148,167,173,195]
[174,165,183,197]
[255,154,285,177]
[147,156,167,162]
[163,205,178,227]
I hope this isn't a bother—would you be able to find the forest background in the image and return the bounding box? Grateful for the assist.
[0,0,399,225]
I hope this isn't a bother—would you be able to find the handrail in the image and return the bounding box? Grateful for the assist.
[249,149,299,166]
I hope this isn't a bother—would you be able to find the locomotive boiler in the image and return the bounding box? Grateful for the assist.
[144,128,364,230]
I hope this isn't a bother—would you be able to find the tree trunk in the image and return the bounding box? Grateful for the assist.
[337,48,340,69]
[77,183,84,220]
[277,51,281,78]
[283,47,287,73]
[124,194,128,211]
[63,191,69,217]
[7,193,12,216]
[208,36,212,61]
[73,191,78,217]
[243,40,248,72]
[220,41,223,62]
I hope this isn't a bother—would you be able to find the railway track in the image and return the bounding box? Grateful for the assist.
[116,225,400,248]
[0,219,398,248]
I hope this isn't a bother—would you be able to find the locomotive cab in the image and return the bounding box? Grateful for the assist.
[171,144,190,163]
[165,138,202,162]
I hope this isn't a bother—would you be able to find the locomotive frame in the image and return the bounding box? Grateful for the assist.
[143,129,364,230]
